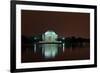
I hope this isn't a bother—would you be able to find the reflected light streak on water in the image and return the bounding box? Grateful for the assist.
[42,44,58,58]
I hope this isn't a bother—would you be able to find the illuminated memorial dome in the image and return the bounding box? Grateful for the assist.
[42,30,58,42]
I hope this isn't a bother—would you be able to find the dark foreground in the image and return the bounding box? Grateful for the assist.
[21,47,90,63]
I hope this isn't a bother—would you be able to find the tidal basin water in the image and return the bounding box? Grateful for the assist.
[21,43,90,63]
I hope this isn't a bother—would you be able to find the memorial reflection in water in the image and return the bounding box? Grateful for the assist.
[34,30,64,58]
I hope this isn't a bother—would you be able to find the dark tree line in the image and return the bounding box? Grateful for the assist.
[56,36,89,48]
[22,35,90,51]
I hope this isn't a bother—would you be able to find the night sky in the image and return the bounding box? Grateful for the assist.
[21,10,90,38]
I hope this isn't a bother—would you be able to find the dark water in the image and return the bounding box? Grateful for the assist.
[21,43,90,63]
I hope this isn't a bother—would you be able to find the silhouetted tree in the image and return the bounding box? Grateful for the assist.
[65,37,71,48]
